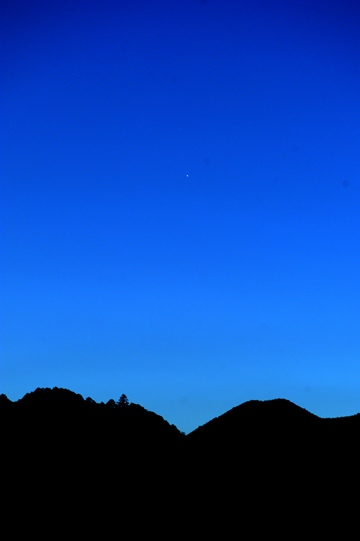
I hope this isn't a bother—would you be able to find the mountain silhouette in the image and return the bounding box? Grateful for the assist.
[185,397,360,535]
[2,388,359,536]
[188,397,320,440]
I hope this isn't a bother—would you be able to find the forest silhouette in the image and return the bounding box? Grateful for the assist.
[2,387,359,536]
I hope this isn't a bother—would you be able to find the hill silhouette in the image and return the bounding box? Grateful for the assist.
[2,387,359,536]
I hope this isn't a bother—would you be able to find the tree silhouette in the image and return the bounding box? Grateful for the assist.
[106,399,116,408]
[117,394,129,409]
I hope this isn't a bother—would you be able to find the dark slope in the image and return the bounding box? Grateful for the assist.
[187,398,324,478]
[187,396,360,473]
[2,387,184,478]
[188,398,320,441]
[1,387,186,535]
[2,386,184,461]
[184,398,360,534]
[4,386,182,435]
[187,397,360,460]
[2,389,360,536]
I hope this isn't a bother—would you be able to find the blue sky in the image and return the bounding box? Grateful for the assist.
[2,0,360,433]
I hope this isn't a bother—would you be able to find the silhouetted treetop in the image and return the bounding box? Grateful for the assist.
[117,394,129,408]
[106,398,116,409]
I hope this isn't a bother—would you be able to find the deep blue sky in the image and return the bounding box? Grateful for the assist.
[2,0,360,433]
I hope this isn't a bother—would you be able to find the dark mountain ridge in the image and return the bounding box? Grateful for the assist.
[2,387,360,535]
[3,387,360,429]
[3,386,360,480]
[188,397,321,438]
[2,387,360,448]
[1,386,184,462]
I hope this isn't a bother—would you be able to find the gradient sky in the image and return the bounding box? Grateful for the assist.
[2,0,360,433]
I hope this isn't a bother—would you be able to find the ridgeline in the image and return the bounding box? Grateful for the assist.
[2,387,359,536]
